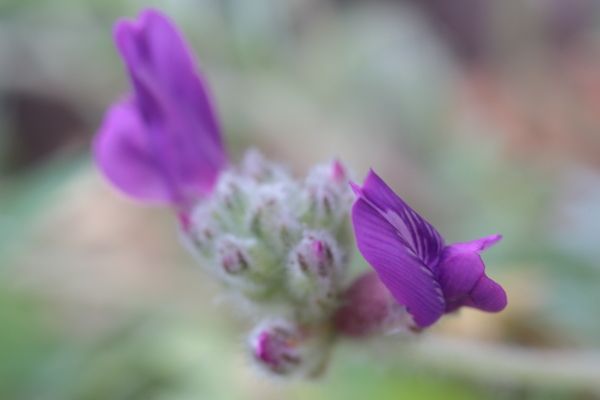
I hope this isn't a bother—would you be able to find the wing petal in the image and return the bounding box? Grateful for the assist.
[352,197,445,327]
[357,170,444,269]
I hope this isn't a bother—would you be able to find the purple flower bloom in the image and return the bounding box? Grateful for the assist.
[94,9,227,211]
[350,170,507,328]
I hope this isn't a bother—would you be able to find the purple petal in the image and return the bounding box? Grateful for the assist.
[437,251,484,312]
[466,275,507,312]
[97,9,227,206]
[93,99,171,203]
[437,235,507,313]
[445,234,502,253]
[353,170,444,270]
[114,9,222,144]
[351,197,445,327]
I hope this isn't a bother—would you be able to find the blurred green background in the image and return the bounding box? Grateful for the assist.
[1,0,600,399]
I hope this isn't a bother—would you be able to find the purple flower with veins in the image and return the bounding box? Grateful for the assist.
[94,9,227,213]
[350,170,507,328]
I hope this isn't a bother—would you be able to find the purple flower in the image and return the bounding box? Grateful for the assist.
[93,9,227,211]
[350,170,507,328]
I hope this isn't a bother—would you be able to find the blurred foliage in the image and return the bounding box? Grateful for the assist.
[1,0,600,399]
[0,285,58,399]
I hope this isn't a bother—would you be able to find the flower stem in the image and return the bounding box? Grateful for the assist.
[401,335,600,393]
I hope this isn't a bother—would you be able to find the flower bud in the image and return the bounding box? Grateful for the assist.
[331,159,347,183]
[247,183,302,250]
[248,320,331,378]
[333,272,416,337]
[290,232,338,277]
[211,171,248,230]
[216,235,252,275]
[302,161,353,232]
[181,202,220,263]
[240,149,290,183]
[212,235,274,297]
[287,231,345,320]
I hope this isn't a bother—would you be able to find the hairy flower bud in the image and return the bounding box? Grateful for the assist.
[211,172,248,230]
[303,161,353,236]
[181,202,220,263]
[240,148,290,183]
[216,235,252,275]
[287,231,346,320]
[213,234,287,301]
[334,272,416,337]
[247,182,302,250]
[331,159,347,183]
[293,233,336,276]
[248,320,331,378]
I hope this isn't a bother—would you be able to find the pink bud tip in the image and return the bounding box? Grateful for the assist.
[312,240,325,260]
[349,181,362,197]
[331,160,346,183]
[253,326,301,375]
[178,211,192,232]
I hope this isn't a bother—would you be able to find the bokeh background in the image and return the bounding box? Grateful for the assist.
[2,0,600,399]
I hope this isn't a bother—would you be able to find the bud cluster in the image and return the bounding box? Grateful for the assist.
[183,150,352,303]
[181,150,354,377]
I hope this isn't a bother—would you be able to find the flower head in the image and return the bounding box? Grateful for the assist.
[350,170,507,328]
[94,9,227,210]
[92,8,510,381]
